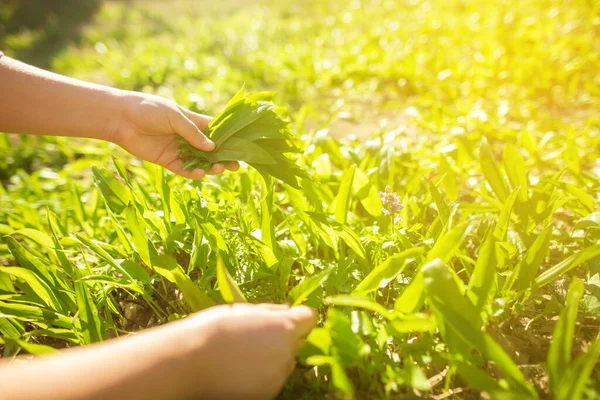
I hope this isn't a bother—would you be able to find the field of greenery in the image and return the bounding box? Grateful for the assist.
[1,0,600,398]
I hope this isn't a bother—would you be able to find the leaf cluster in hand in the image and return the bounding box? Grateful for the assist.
[178,86,306,189]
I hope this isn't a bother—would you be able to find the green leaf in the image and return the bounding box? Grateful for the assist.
[352,167,383,217]
[92,166,132,214]
[480,138,509,202]
[494,188,520,240]
[574,211,600,231]
[467,228,496,312]
[0,267,63,312]
[1,338,58,355]
[331,359,355,396]
[174,271,216,312]
[76,234,133,280]
[353,247,423,295]
[7,237,56,289]
[111,155,132,187]
[388,313,436,333]
[325,295,392,319]
[211,102,271,146]
[452,360,512,397]
[8,229,53,249]
[213,137,277,164]
[327,308,363,366]
[260,175,278,258]
[107,209,134,254]
[289,267,332,306]
[125,204,157,267]
[337,225,368,262]
[333,164,356,224]
[426,220,470,264]
[394,272,425,314]
[74,274,104,344]
[395,221,470,313]
[428,180,450,226]
[502,143,529,202]
[422,259,536,397]
[0,319,23,340]
[47,211,74,277]
[548,180,595,213]
[556,339,600,400]
[120,260,152,284]
[0,300,72,325]
[535,244,600,288]
[151,255,215,311]
[517,225,552,291]
[547,277,584,396]
[198,221,230,259]
[216,256,247,303]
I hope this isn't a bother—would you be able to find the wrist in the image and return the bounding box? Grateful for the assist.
[150,314,216,398]
[102,88,132,145]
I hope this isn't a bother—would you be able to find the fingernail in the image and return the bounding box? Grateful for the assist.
[205,137,214,144]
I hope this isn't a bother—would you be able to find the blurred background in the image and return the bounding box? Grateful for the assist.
[1,1,599,397]
[1,0,598,193]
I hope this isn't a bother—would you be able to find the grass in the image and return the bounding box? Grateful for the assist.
[1,0,599,398]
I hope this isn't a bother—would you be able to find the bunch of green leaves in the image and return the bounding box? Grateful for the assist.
[178,86,306,189]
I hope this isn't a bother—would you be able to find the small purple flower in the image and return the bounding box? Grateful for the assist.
[379,186,403,217]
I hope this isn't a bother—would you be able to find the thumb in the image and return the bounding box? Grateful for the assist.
[169,108,215,151]
[288,306,317,339]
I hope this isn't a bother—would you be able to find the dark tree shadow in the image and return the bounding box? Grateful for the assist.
[0,0,103,69]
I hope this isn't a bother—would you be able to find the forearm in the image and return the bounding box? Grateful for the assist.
[0,321,203,400]
[0,55,124,141]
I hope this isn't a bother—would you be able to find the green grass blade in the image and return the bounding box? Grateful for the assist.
[353,247,423,295]
[325,295,393,319]
[517,225,552,291]
[1,337,58,355]
[480,138,509,202]
[423,259,537,398]
[556,339,600,400]
[494,188,520,240]
[502,143,529,203]
[535,244,600,288]
[74,275,104,344]
[152,255,216,311]
[547,277,584,395]
[333,164,356,225]
[216,256,247,303]
[467,228,496,312]
[0,267,63,312]
[125,204,157,267]
[395,221,470,313]
[289,267,332,306]
[214,137,277,164]
[428,180,450,226]
[352,167,383,217]
[92,166,132,214]
[7,229,53,249]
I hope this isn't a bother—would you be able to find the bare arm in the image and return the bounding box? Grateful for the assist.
[0,304,317,400]
[0,54,238,178]
[0,55,126,141]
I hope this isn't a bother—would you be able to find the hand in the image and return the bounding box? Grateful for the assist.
[178,303,317,400]
[110,92,239,179]
[0,303,317,400]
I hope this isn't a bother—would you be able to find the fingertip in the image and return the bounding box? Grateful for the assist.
[289,305,318,326]
[190,168,206,180]
[207,163,226,175]
[225,161,240,172]
[258,303,291,312]
[200,137,216,151]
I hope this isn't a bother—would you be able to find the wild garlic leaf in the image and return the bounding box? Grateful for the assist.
[179,86,305,187]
